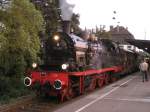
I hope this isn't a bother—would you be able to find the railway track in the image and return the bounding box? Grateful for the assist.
[0,96,60,112]
[0,89,109,112]
[15,98,58,112]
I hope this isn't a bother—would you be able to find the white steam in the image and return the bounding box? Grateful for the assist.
[59,0,75,20]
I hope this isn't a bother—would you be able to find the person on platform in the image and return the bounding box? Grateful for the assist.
[139,59,149,82]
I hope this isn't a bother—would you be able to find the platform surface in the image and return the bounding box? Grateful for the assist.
[53,72,150,112]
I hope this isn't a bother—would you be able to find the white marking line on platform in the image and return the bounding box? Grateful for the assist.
[104,98,150,103]
[75,77,135,112]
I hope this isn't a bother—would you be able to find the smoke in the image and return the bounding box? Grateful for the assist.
[59,0,75,21]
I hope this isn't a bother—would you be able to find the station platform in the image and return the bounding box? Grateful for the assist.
[53,72,150,112]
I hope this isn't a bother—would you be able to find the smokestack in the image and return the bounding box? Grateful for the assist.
[62,21,71,34]
[59,0,74,34]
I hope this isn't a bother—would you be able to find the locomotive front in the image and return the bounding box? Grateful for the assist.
[45,32,76,70]
[24,32,76,97]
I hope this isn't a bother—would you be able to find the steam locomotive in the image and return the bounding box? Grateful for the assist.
[24,31,137,101]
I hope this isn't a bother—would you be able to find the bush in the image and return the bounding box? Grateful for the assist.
[0,76,30,104]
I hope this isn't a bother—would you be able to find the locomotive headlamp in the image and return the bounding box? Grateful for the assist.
[61,63,69,70]
[24,77,32,87]
[53,35,60,41]
[32,63,37,68]
[53,80,62,90]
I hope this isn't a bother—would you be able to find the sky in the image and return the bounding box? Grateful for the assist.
[67,0,150,40]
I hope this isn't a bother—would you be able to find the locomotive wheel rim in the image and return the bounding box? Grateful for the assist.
[68,88,74,98]
[105,75,109,84]
[98,79,104,87]
[89,79,96,91]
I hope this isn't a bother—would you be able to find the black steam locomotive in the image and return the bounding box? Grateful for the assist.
[24,31,138,101]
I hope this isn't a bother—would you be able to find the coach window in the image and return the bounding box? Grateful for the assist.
[77,56,83,63]
[80,57,84,62]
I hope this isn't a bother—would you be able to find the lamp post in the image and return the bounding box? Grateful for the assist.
[144,29,146,40]
[112,11,116,26]
[112,11,120,26]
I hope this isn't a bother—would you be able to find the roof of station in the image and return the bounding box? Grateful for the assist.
[126,39,150,53]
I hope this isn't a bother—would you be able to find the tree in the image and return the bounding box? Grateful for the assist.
[95,30,111,40]
[70,13,82,36]
[0,0,11,11]
[31,0,82,36]
[0,0,44,76]
[31,0,61,35]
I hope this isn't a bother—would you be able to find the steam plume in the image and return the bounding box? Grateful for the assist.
[59,0,74,20]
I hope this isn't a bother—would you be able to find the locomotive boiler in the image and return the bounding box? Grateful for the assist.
[24,31,137,101]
